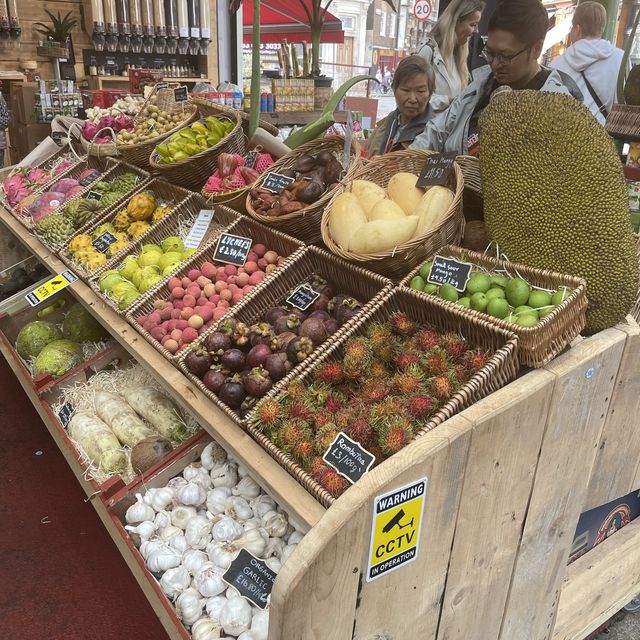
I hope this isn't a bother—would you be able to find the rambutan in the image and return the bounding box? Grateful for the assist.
[370,396,407,427]
[390,312,417,337]
[306,381,332,408]
[395,351,420,370]
[320,469,348,498]
[366,321,393,344]
[279,419,310,449]
[325,394,344,414]
[392,365,424,395]
[286,379,308,402]
[343,356,367,381]
[344,336,373,362]
[378,417,414,456]
[452,363,470,385]
[439,332,468,359]
[292,440,315,464]
[367,360,391,379]
[334,408,353,431]
[309,456,331,482]
[253,398,282,431]
[414,326,440,351]
[287,401,314,423]
[315,424,339,454]
[463,349,490,373]
[407,394,435,420]
[422,348,451,377]
[316,362,344,385]
[314,409,335,429]
[361,380,391,403]
[430,375,454,401]
[348,417,375,446]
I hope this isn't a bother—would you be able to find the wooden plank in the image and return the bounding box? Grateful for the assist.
[436,370,555,640]
[0,206,326,532]
[553,517,640,640]
[269,415,473,640]
[585,319,640,511]
[499,329,626,640]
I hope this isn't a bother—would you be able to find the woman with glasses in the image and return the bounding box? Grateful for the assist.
[417,0,485,114]
[411,0,583,156]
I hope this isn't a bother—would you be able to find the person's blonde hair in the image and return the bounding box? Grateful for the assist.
[431,0,485,86]
[573,1,607,38]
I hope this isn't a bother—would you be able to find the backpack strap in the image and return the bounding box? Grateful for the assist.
[581,70,609,118]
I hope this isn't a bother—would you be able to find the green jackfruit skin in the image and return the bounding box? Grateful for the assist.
[479,90,639,334]
[624,65,640,106]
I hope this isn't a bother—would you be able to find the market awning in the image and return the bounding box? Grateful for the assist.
[242,0,345,45]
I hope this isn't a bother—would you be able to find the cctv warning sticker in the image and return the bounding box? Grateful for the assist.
[366,477,428,582]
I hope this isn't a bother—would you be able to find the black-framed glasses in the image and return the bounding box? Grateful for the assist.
[481,46,528,65]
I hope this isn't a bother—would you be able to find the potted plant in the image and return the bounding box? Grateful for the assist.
[34,10,78,51]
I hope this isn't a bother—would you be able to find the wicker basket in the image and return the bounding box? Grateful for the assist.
[149,108,245,191]
[399,245,588,368]
[192,97,280,137]
[203,186,250,214]
[59,178,194,280]
[88,194,239,314]
[456,154,482,197]
[80,126,119,158]
[177,245,394,424]
[633,233,640,324]
[321,149,464,281]
[606,104,640,142]
[246,136,362,244]
[244,286,519,508]
[125,212,306,364]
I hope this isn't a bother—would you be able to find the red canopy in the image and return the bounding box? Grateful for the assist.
[242,0,345,44]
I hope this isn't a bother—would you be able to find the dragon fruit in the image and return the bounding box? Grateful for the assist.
[52,161,73,176]
[26,167,49,186]
[98,115,117,131]
[3,174,30,206]
[82,122,99,141]
[51,178,80,194]
[26,192,68,222]
[114,115,133,132]
[65,185,86,199]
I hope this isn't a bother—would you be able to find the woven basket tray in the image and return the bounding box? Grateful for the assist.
[125,212,306,363]
[88,194,239,315]
[81,126,119,158]
[245,286,519,508]
[192,97,280,137]
[399,245,588,368]
[246,136,362,244]
[456,154,482,197]
[320,149,465,281]
[203,185,250,214]
[606,104,640,142]
[177,245,394,424]
[59,178,194,281]
[633,233,640,324]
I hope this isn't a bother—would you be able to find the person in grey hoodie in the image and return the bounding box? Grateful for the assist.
[411,0,582,156]
[550,1,623,125]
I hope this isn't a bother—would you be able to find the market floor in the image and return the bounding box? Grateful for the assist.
[0,354,170,640]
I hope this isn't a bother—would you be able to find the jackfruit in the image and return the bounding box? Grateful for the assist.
[479,90,638,334]
[624,65,640,106]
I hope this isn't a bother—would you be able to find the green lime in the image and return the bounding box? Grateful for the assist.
[551,286,571,306]
[490,274,509,288]
[528,289,552,308]
[515,305,538,319]
[458,297,471,308]
[410,275,425,291]
[486,298,511,319]
[466,273,491,295]
[440,283,459,302]
[485,287,506,300]
[424,283,439,295]
[419,261,433,281]
[515,313,539,328]
[470,292,488,312]
[538,304,556,318]
[505,277,531,307]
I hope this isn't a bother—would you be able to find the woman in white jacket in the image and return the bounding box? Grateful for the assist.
[417,0,485,114]
[551,1,624,124]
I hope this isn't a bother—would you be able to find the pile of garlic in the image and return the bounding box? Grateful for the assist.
[124,440,304,640]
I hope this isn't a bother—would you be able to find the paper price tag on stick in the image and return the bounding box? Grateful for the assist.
[184,210,215,249]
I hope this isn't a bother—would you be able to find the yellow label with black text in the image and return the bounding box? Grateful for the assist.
[366,477,427,582]
[25,270,77,306]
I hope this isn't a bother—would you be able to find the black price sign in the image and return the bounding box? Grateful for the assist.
[323,431,375,484]
[416,152,456,188]
[79,169,101,187]
[51,131,64,147]
[222,548,276,610]
[173,86,188,102]
[86,190,103,201]
[261,172,295,194]
[427,255,473,293]
[213,233,252,266]
[58,401,75,427]
[286,284,320,311]
[92,231,118,254]
[156,81,168,90]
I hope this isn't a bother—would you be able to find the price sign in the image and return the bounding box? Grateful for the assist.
[286,284,320,311]
[156,81,168,90]
[222,548,276,610]
[416,152,456,188]
[427,255,473,293]
[86,190,103,201]
[24,270,77,307]
[323,431,376,484]
[174,86,188,102]
[58,401,75,427]
[184,209,215,249]
[92,231,119,254]
[79,169,101,187]
[413,0,433,21]
[213,233,252,266]
[261,172,295,194]
[51,131,65,146]
[244,150,259,169]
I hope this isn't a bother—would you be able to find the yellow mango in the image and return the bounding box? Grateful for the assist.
[328,192,368,249]
[349,216,418,254]
[414,186,455,237]
[368,198,406,221]
[387,172,424,214]
[350,180,387,217]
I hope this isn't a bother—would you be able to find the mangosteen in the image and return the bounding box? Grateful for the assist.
[328,294,347,315]
[250,322,275,347]
[324,318,340,336]
[310,294,330,312]
[335,297,363,325]
[265,352,289,382]
[221,348,246,373]
[299,317,328,347]
[184,346,213,377]
[203,332,231,361]
[247,343,272,369]
[318,282,336,300]
[217,317,238,337]
[218,377,247,409]
[232,322,251,348]
[202,369,227,394]
[286,336,314,365]
[264,306,288,326]
[243,366,273,398]
[274,314,300,335]
[288,308,309,322]
[316,150,334,166]
[308,309,330,322]
[271,331,297,352]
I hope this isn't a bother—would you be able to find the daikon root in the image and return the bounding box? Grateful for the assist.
[122,387,189,442]
[68,412,127,474]
[94,390,158,447]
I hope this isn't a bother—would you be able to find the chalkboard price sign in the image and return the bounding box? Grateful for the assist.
[86,190,103,201]
[261,172,295,194]
[58,402,75,427]
[92,231,119,254]
[286,284,320,311]
[416,152,457,188]
[426,255,473,293]
[51,131,64,147]
[323,431,376,484]
[173,86,188,102]
[213,233,252,266]
[223,549,276,609]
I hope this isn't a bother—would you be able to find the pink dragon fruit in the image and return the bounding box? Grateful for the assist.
[3,174,30,207]
[82,122,99,141]
[65,185,85,200]
[52,161,73,176]
[26,167,49,186]
[51,178,80,194]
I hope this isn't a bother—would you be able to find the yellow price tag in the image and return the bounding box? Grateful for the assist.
[366,477,428,582]
[25,270,77,307]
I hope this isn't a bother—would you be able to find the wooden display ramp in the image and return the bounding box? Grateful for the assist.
[2,202,639,640]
